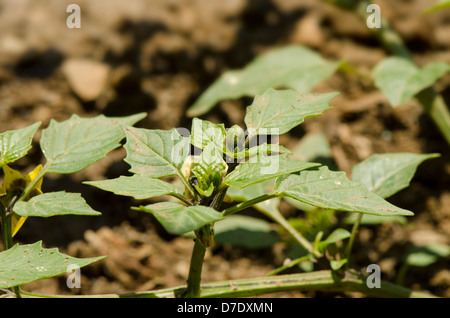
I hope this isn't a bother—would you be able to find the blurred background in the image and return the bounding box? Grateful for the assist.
[0,0,449,297]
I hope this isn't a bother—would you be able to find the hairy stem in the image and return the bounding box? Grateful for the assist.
[25,270,433,298]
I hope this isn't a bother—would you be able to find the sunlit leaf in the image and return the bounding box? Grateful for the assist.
[317,228,351,253]
[123,126,190,178]
[275,166,414,216]
[244,88,338,137]
[187,45,342,116]
[191,118,226,151]
[0,122,41,169]
[40,113,146,174]
[224,156,320,189]
[405,244,450,267]
[84,175,180,200]
[352,153,440,198]
[373,57,450,106]
[0,241,105,288]
[134,202,224,235]
[13,192,101,217]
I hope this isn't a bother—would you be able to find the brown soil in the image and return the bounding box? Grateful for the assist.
[1,0,449,298]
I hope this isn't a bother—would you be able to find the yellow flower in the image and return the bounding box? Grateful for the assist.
[0,165,43,237]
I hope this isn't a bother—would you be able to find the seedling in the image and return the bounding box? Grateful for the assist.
[0,113,146,297]
[85,88,439,298]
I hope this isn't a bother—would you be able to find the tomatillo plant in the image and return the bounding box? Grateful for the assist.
[0,113,146,297]
[86,88,439,298]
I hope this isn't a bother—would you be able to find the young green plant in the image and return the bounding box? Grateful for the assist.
[0,113,146,297]
[86,88,435,298]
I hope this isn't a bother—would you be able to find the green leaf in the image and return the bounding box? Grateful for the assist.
[40,113,146,174]
[123,126,190,178]
[405,244,450,267]
[134,202,224,235]
[0,122,41,168]
[191,118,226,150]
[330,259,348,271]
[290,132,336,169]
[13,192,101,217]
[84,175,180,200]
[214,215,280,249]
[317,228,351,252]
[187,45,342,117]
[424,0,450,13]
[0,241,105,288]
[224,155,320,189]
[229,143,292,160]
[275,166,414,216]
[373,57,450,106]
[244,88,338,137]
[352,153,440,199]
[343,213,408,225]
[225,124,246,156]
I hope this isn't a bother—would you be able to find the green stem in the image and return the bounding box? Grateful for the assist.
[28,270,430,298]
[0,203,12,251]
[184,238,207,298]
[416,89,450,145]
[170,192,193,206]
[18,161,50,202]
[395,262,410,286]
[265,208,320,259]
[345,213,363,264]
[210,187,228,210]
[177,171,199,202]
[184,186,229,297]
[0,203,21,298]
[17,270,437,298]
[222,193,279,216]
[222,193,320,258]
[266,255,311,276]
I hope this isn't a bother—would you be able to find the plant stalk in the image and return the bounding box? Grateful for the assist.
[17,161,50,203]
[222,193,320,258]
[31,270,431,298]
[0,203,12,251]
[222,193,279,216]
[170,192,193,206]
[184,238,207,298]
[0,202,21,298]
[345,213,363,264]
